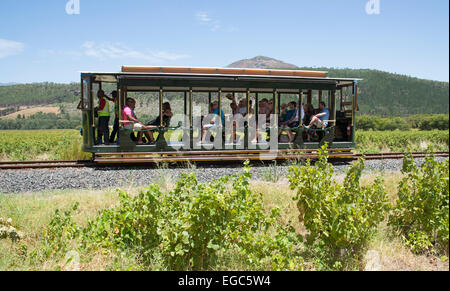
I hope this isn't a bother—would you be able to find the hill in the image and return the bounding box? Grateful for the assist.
[227,57,449,116]
[0,57,448,116]
[0,82,81,107]
[300,67,449,116]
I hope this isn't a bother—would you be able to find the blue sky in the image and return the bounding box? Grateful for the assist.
[0,0,448,83]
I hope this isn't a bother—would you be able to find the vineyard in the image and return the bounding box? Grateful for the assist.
[0,129,449,162]
[355,130,449,153]
[0,130,89,161]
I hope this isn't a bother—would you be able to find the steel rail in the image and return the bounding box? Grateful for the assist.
[0,152,448,170]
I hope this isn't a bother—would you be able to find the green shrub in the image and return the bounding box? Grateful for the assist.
[42,202,81,258]
[82,187,161,258]
[41,162,303,271]
[417,115,449,131]
[356,114,449,131]
[389,150,449,255]
[288,145,391,269]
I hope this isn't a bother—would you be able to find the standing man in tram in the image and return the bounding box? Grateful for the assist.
[106,91,119,144]
[95,90,111,145]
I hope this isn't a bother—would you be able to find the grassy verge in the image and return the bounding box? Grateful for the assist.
[1,172,448,271]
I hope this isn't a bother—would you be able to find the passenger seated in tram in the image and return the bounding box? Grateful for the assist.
[228,94,253,116]
[200,101,225,144]
[280,102,299,128]
[305,101,330,141]
[147,102,173,127]
[303,103,314,126]
[279,104,288,123]
[259,99,273,124]
[278,102,300,143]
[253,98,272,143]
[144,102,173,144]
[226,94,254,143]
[305,101,330,129]
[122,98,155,145]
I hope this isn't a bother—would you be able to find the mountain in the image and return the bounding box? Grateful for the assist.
[0,82,19,86]
[227,56,297,69]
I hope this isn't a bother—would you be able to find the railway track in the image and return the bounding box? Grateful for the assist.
[0,160,96,170]
[0,151,448,170]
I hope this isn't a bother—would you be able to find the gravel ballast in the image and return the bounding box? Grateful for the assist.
[0,158,447,194]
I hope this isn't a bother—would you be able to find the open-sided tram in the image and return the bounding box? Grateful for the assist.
[78,66,361,163]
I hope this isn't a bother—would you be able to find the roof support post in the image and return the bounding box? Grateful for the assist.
[189,88,193,150]
[208,92,212,112]
[184,91,187,116]
[245,89,250,149]
[273,89,278,128]
[299,90,303,127]
[159,87,163,127]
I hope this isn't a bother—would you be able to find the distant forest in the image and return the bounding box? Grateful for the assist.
[0,68,448,117]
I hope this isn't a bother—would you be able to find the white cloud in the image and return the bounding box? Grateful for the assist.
[196,11,212,23]
[38,49,82,58]
[81,42,189,62]
[210,21,221,32]
[195,11,239,32]
[0,38,24,59]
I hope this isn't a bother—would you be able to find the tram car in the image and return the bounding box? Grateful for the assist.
[78,66,361,163]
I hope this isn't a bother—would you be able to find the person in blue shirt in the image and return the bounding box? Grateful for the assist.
[306,101,330,129]
[200,101,225,143]
[278,101,300,143]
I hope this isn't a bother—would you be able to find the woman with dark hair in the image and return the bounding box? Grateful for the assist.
[148,102,173,127]
[145,102,173,144]
[303,103,314,125]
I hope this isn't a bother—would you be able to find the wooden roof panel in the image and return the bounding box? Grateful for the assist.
[121,66,328,78]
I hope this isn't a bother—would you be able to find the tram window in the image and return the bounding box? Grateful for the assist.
[192,92,210,117]
[126,92,159,122]
[311,91,319,110]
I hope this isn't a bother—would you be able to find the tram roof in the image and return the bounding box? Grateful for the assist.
[80,66,362,90]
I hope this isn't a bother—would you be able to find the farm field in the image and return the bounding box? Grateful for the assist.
[0,107,60,120]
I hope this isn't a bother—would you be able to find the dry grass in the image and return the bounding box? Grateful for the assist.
[251,180,306,235]
[366,232,449,271]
